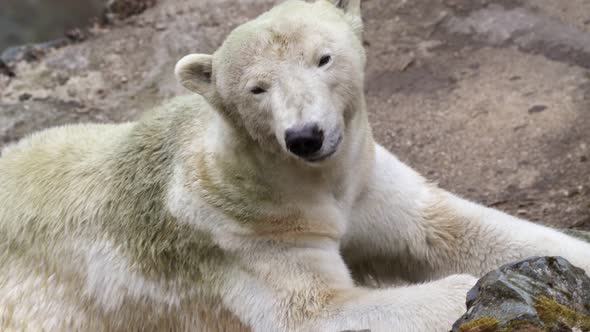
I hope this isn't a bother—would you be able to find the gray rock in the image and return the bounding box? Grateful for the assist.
[452,256,590,332]
[1,39,69,65]
[0,59,12,77]
[105,0,156,20]
[0,99,107,150]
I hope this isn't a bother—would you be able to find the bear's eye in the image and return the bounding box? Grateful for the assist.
[250,86,266,95]
[318,55,332,67]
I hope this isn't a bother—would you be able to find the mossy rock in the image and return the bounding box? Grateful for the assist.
[452,257,590,332]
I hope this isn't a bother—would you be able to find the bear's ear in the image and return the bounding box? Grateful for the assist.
[333,0,361,16]
[175,54,213,95]
[332,0,363,38]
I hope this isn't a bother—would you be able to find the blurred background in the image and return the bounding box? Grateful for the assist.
[0,0,589,230]
[0,0,104,52]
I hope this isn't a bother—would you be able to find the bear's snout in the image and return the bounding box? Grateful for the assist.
[285,124,324,158]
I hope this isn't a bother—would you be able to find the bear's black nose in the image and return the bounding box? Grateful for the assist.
[285,124,324,158]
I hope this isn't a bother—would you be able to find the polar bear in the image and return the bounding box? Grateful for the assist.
[0,0,589,331]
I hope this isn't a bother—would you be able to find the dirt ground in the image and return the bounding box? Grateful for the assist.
[0,0,589,230]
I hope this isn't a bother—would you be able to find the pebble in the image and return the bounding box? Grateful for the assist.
[528,105,547,114]
[18,93,32,101]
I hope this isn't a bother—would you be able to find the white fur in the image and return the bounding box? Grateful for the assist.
[84,239,188,311]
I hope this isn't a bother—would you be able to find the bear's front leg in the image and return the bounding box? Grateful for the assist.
[219,241,476,332]
[344,144,590,284]
[308,274,477,332]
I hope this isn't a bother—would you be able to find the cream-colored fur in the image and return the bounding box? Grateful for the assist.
[1,1,589,331]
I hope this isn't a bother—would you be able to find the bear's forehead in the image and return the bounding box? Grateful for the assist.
[220,22,346,65]
[220,26,341,86]
[231,22,327,53]
[213,1,354,83]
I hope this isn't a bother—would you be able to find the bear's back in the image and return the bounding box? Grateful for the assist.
[0,122,135,244]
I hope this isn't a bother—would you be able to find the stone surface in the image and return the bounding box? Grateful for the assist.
[0,0,589,230]
[105,0,156,20]
[452,256,590,332]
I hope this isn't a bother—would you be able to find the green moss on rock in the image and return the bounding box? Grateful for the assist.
[458,316,498,332]
[535,295,590,330]
[497,320,544,332]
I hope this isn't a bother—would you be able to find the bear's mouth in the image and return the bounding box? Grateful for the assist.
[304,134,342,163]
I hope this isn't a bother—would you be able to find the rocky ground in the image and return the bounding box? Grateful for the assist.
[0,0,589,230]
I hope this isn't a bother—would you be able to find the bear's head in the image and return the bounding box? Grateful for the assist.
[176,0,366,164]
